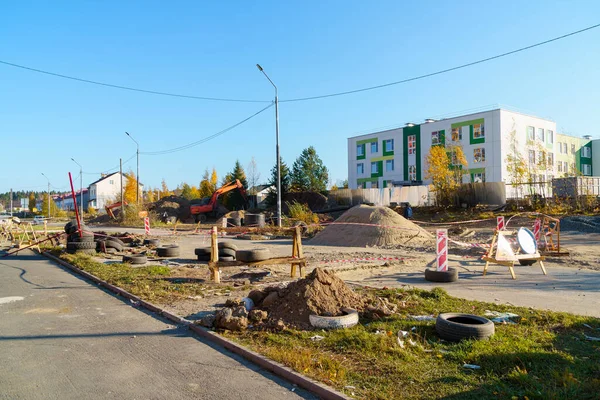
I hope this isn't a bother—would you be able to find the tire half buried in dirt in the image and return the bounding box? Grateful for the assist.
[435,313,495,342]
[309,308,359,329]
[424,267,458,283]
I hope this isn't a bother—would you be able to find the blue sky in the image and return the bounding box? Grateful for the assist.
[1,1,599,194]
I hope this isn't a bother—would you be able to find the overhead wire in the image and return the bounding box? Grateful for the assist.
[279,23,600,103]
[1,23,597,105]
[0,60,269,103]
[81,153,137,175]
[141,102,274,155]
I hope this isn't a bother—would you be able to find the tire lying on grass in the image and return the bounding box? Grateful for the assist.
[157,245,180,258]
[122,254,147,264]
[309,308,359,330]
[68,234,95,243]
[143,238,160,246]
[66,248,97,256]
[435,313,495,342]
[67,241,97,250]
[96,239,123,252]
[236,248,271,263]
[424,267,458,283]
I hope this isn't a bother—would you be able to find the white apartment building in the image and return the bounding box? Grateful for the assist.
[347,108,595,194]
[88,172,142,210]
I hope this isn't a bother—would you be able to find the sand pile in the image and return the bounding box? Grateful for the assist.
[249,268,367,329]
[310,205,432,247]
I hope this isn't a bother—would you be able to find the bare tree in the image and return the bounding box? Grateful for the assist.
[247,156,261,195]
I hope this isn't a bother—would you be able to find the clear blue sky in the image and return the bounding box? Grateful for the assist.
[1,1,599,194]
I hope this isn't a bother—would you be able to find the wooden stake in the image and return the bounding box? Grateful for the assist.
[210,226,220,283]
[291,228,298,278]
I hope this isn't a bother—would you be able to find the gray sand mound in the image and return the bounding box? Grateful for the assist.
[310,205,432,247]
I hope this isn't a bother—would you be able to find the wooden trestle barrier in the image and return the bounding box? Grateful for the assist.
[207,226,307,284]
[482,229,546,280]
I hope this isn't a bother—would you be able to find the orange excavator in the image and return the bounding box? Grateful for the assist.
[190,180,247,223]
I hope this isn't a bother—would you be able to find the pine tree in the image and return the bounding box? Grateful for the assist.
[222,160,248,210]
[290,146,329,192]
[180,183,194,200]
[265,157,290,208]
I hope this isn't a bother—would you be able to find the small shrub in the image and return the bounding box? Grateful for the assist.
[286,201,319,224]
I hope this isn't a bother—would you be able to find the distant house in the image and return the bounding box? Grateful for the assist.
[88,172,143,211]
[248,184,274,209]
[61,189,89,211]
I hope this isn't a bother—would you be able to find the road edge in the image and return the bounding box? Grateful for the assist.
[42,251,351,400]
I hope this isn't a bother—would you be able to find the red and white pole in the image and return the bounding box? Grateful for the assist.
[144,217,150,235]
[436,229,448,272]
[496,216,505,231]
[533,218,542,241]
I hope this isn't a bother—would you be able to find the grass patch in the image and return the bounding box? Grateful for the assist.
[53,250,211,302]
[223,288,600,399]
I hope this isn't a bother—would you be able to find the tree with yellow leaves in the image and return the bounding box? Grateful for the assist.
[160,179,171,198]
[425,145,468,206]
[124,170,138,203]
[210,168,218,192]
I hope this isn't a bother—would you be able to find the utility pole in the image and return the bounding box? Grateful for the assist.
[256,64,282,227]
[71,158,83,222]
[9,188,12,217]
[120,158,124,220]
[41,173,51,218]
[125,132,140,205]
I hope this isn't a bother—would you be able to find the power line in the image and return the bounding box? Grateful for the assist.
[141,103,274,156]
[0,60,269,104]
[280,23,600,103]
[81,153,137,175]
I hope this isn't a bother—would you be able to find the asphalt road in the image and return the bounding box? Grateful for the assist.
[0,251,316,400]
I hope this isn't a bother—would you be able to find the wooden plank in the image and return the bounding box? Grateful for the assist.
[209,257,307,269]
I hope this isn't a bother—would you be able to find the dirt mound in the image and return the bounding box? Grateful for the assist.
[148,196,191,221]
[309,205,432,247]
[253,268,367,329]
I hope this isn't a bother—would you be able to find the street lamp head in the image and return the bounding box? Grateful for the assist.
[125,131,131,137]
[71,158,75,162]
[256,64,264,72]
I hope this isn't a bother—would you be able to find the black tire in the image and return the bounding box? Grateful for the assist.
[122,254,147,264]
[106,237,125,246]
[436,313,495,342]
[519,259,537,266]
[219,255,235,262]
[218,241,238,251]
[194,247,212,256]
[68,233,95,243]
[64,220,77,234]
[194,214,207,223]
[143,239,160,246]
[104,240,123,252]
[230,217,241,227]
[218,248,236,258]
[236,248,271,263]
[425,267,458,283]
[157,245,180,258]
[67,241,97,250]
[197,255,211,262]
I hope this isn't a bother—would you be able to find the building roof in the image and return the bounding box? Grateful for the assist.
[250,184,272,193]
[87,172,120,187]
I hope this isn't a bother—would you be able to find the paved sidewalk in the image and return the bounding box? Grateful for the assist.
[0,251,316,400]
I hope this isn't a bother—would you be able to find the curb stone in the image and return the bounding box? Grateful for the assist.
[41,251,351,400]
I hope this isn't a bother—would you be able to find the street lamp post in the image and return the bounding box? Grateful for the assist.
[41,173,50,218]
[125,132,140,205]
[256,63,282,227]
[71,158,83,221]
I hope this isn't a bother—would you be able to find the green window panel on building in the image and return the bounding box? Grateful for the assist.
[371,161,383,178]
[356,137,377,160]
[403,125,421,181]
[383,139,394,156]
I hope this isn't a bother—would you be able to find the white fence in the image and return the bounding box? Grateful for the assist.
[328,186,434,207]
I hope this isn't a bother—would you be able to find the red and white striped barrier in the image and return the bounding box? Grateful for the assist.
[144,217,150,235]
[436,229,448,271]
[323,256,411,264]
[533,218,542,241]
[496,216,505,231]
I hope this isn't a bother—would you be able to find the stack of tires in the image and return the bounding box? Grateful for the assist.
[96,236,125,254]
[64,220,96,255]
[195,241,237,262]
[156,244,180,258]
[236,248,271,263]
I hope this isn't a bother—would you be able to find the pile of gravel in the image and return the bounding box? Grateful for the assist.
[560,216,600,233]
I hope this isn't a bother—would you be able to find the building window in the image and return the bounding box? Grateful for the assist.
[571,143,576,154]
[547,152,554,167]
[558,162,562,173]
[431,131,439,145]
[109,180,114,185]
[473,123,485,139]
[563,143,568,154]
[473,172,485,183]
[529,150,535,165]
[583,164,592,176]
[537,128,544,141]
[371,142,378,153]
[371,180,379,189]
[582,146,592,158]
[357,163,364,175]
[357,144,365,157]
[473,148,485,163]
[570,163,576,173]
[547,130,554,144]
[385,159,394,172]
[384,139,394,152]
[451,127,461,141]
[371,162,378,174]
[408,135,416,154]
[537,151,545,166]
[564,162,569,174]
[408,165,417,180]
[451,150,458,166]
[527,126,535,140]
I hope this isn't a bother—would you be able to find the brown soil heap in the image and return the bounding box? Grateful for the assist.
[309,205,432,247]
[148,196,191,221]
[253,268,367,329]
